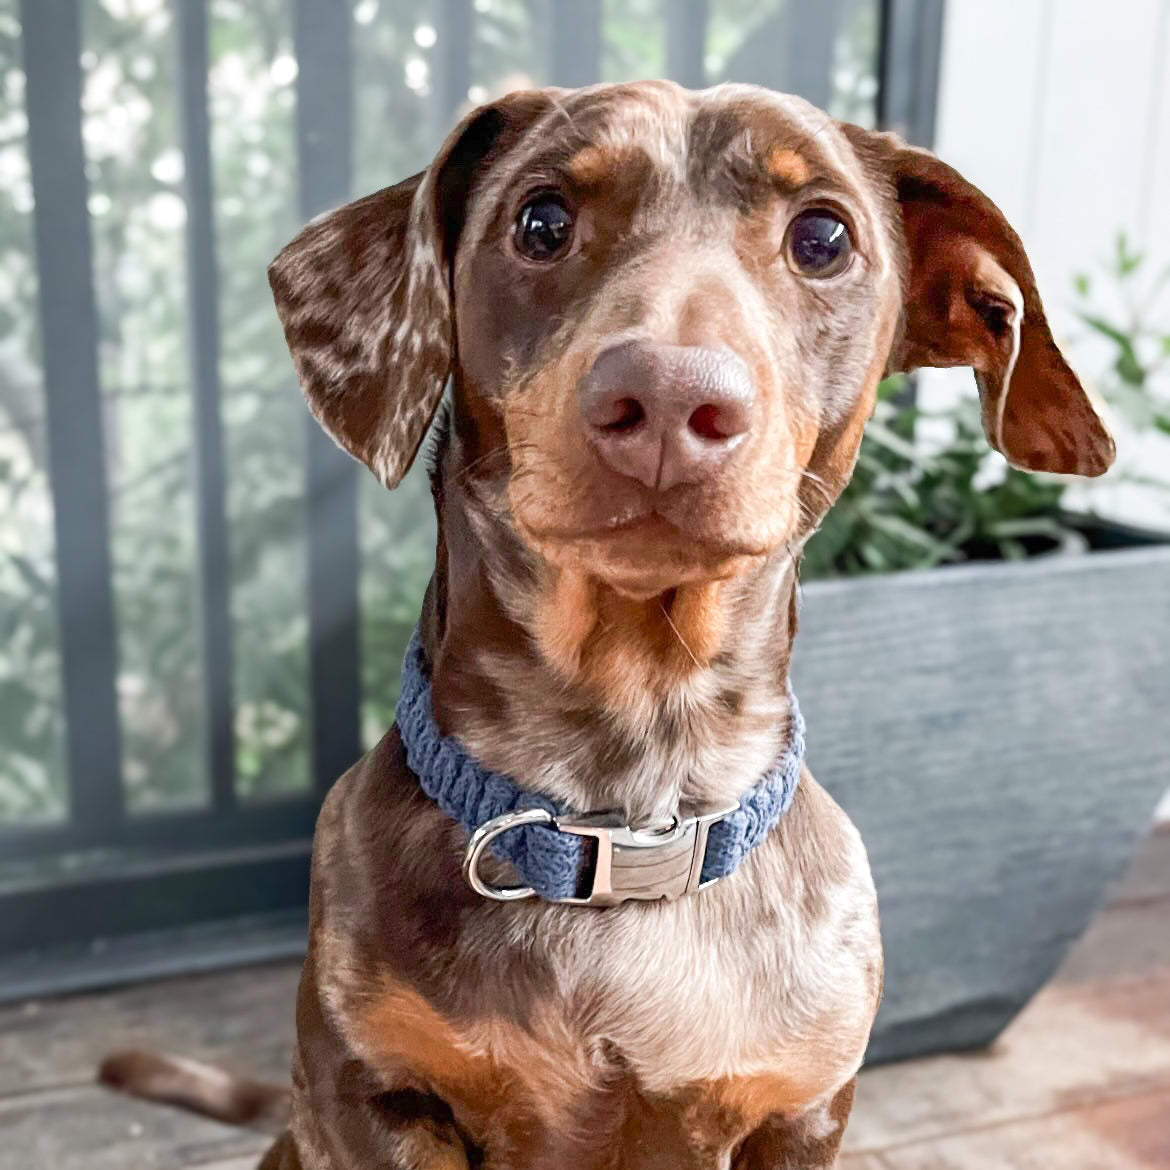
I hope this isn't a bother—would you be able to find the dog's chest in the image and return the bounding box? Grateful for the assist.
[539,842,875,1101]
[332,825,877,1170]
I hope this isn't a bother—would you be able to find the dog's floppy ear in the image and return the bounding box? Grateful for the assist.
[843,127,1115,477]
[268,93,552,488]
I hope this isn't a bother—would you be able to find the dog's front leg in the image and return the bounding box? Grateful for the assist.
[287,1081,476,1170]
[733,1079,856,1170]
[368,1089,477,1170]
[291,957,479,1169]
[258,1131,303,1170]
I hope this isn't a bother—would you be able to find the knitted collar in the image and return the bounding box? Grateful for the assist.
[394,632,805,907]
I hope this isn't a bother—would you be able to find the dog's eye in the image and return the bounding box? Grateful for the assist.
[786,209,853,278]
[515,195,574,262]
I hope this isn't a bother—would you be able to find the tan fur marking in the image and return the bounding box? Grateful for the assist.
[708,1069,830,1129]
[567,144,628,187]
[732,1079,857,1168]
[668,579,728,665]
[532,567,599,677]
[793,411,822,466]
[358,982,597,1131]
[528,560,745,711]
[555,586,732,709]
[766,146,812,188]
[802,331,892,519]
[361,985,480,1095]
[577,593,703,705]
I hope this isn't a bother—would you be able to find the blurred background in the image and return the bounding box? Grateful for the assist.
[0,2,1168,1165]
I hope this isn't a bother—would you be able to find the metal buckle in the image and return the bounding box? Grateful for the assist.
[463,803,739,906]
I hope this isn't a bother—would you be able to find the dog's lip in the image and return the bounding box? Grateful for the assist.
[521,510,771,561]
[522,509,681,543]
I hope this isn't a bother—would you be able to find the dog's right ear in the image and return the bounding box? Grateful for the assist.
[268,92,552,488]
[841,125,1115,478]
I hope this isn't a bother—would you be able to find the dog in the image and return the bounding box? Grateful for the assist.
[100,81,1114,1169]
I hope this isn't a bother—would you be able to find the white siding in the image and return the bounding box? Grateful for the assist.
[919,0,1170,530]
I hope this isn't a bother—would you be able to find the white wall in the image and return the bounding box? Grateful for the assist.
[921,0,1170,530]
[926,0,1170,824]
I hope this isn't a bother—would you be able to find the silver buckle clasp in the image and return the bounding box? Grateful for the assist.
[463,804,738,906]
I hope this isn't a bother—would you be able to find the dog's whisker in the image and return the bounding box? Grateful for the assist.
[452,444,513,484]
[659,598,702,669]
[799,469,836,510]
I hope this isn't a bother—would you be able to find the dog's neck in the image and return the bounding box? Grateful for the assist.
[419,472,802,826]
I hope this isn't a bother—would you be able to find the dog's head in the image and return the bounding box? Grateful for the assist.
[270,82,1113,603]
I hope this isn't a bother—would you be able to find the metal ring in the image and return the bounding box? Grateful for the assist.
[463,808,554,902]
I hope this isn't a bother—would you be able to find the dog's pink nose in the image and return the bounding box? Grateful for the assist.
[578,342,755,491]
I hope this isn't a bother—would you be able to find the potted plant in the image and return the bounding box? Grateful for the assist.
[795,241,1170,1062]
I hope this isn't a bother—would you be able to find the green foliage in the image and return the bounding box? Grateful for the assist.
[802,380,1081,580]
[1073,233,1170,438]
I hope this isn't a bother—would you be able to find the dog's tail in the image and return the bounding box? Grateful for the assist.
[99,1049,290,1132]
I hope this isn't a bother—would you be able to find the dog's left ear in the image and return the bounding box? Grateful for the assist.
[843,127,1115,477]
[268,92,553,488]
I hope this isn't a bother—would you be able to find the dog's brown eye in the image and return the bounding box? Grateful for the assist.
[786,209,852,277]
[515,195,574,261]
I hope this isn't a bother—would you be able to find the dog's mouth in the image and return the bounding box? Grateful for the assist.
[517,509,773,598]
[528,510,757,549]
[504,441,802,597]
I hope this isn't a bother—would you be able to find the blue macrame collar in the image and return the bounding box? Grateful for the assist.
[395,632,805,907]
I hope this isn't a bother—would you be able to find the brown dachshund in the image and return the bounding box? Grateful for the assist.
[101,81,1114,1169]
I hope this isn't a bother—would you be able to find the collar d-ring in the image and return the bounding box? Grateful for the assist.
[462,807,553,901]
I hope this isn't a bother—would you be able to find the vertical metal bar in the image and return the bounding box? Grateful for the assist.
[665,0,708,89]
[174,0,235,810]
[20,0,125,834]
[877,0,945,146]
[433,0,472,140]
[549,0,602,87]
[780,0,842,111]
[293,0,362,794]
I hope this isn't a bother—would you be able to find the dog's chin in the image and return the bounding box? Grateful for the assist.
[519,513,772,600]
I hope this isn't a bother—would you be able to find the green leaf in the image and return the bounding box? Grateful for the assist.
[868,513,956,556]
[1115,232,1144,275]
[862,422,930,466]
[1079,312,1131,349]
[1079,314,1147,386]
[1116,349,1147,386]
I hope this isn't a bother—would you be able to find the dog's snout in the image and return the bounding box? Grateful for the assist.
[579,342,755,491]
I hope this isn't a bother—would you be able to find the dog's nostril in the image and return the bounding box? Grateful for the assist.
[688,403,742,442]
[688,404,725,441]
[598,397,646,433]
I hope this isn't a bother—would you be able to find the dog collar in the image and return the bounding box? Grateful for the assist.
[395,632,805,907]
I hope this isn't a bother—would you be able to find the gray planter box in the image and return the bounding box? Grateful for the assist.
[793,545,1170,1064]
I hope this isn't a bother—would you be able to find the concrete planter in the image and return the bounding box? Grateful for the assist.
[793,544,1170,1064]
